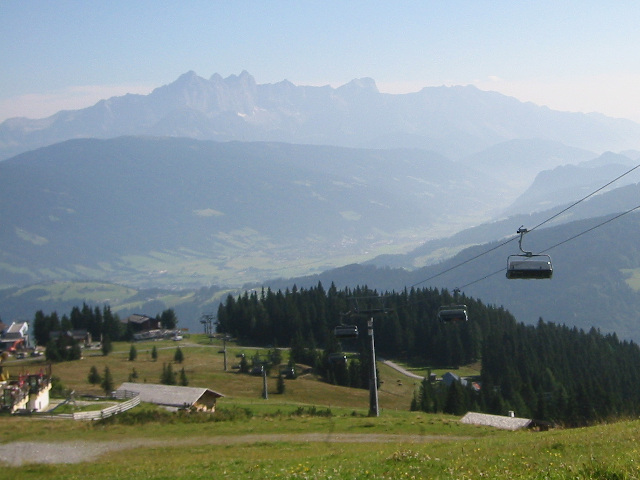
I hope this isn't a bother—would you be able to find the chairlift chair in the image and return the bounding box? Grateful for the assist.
[506,227,553,280]
[506,255,553,279]
[438,304,468,323]
[333,324,359,339]
[328,352,348,364]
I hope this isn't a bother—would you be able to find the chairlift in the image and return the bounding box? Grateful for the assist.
[333,324,359,339]
[328,352,348,364]
[438,304,468,323]
[506,227,553,279]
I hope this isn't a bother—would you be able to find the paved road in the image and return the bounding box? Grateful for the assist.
[382,360,425,380]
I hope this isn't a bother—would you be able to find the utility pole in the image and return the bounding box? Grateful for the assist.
[342,295,387,417]
[223,335,228,371]
[367,317,379,417]
[262,368,268,399]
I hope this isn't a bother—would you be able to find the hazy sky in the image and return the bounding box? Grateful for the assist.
[2,1,640,122]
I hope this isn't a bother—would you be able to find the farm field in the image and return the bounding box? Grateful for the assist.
[1,336,639,479]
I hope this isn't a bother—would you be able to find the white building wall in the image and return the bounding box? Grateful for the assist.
[27,383,51,412]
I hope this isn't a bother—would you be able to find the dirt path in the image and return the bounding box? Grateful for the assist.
[0,433,468,466]
[383,360,425,380]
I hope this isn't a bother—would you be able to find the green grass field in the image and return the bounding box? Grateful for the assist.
[1,335,639,479]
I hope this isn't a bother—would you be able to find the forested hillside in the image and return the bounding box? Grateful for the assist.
[262,209,640,341]
[217,283,640,426]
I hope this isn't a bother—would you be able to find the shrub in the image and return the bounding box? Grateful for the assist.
[50,376,69,398]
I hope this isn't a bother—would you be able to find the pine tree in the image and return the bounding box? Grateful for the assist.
[179,367,188,386]
[410,390,419,411]
[101,336,112,356]
[239,355,249,373]
[101,366,114,395]
[174,346,184,364]
[161,363,176,385]
[102,306,122,341]
[70,341,82,361]
[88,365,101,385]
[277,373,285,394]
[443,381,467,416]
[129,344,137,361]
[151,345,158,361]
[45,339,61,362]
[160,309,178,329]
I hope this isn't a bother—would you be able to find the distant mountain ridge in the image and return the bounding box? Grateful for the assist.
[2,70,640,160]
[501,151,640,215]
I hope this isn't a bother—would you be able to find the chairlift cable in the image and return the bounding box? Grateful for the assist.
[247,162,640,289]
[457,267,507,290]
[408,236,518,289]
[408,161,640,290]
[539,204,640,254]
[391,205,640,310]
[528,162,640,233]
[456,203,640,290]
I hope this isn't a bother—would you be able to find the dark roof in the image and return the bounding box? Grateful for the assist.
[50,330,90,339]
[125,314,154,324]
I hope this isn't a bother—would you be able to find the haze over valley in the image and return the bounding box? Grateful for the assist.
[1,71,640,340]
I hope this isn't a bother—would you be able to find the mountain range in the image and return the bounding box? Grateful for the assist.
[3,71,640,161]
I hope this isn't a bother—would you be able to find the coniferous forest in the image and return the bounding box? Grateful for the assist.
[217,282,640,427]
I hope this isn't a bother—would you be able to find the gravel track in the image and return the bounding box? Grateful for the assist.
[0,433,467,466]
[0,358,453,466]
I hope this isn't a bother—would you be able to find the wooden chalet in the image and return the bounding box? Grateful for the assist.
[124,314,160,332]
[50,329,92,346]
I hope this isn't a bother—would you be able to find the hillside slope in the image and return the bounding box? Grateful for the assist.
[0,136,507,289]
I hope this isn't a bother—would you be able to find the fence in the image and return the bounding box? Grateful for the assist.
[54,392,140,421]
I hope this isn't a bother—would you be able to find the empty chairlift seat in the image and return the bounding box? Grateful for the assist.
[333,324,359,339]
[506,227,553,280]
[438,305,468,323]
[506,255,553,279]
[328,352,348,364]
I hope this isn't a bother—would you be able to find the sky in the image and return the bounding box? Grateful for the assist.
[2,1,640,122]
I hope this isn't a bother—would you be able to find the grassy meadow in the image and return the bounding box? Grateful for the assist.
[1,335,640,479]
